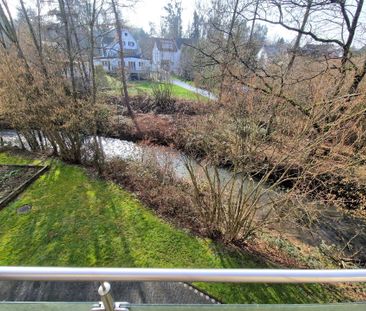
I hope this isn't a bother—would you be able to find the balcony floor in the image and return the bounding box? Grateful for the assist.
[0,281,216,304]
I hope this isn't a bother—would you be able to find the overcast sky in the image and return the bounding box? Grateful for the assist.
[125,0,290,40]
[8,0,293,41]
[8,0,198,34]
[124,0,197,34]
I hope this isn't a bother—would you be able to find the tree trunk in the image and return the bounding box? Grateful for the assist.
[286,0,312,75]
[19,0,48,78]
[349,57,366,94]
[65,0,90,92]
[218,0,240,102]
[58,0,77,99]
[333,0,364,96]
[110,0,140,133]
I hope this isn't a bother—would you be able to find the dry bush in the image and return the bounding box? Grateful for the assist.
[106,94,214,117]
[0,49,106,164]
[185,158,292,242]
[151,82,175,114]
[177,79,366,243]
[102,152,204,234]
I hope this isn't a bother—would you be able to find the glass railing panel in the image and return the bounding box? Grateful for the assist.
[128,304,366,311]
[0,302,92,311]
[0,303,365,311]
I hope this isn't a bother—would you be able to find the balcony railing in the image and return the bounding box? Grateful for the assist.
[0,267,365,311]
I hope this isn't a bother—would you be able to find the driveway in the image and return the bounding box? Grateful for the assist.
[171,79,217,100]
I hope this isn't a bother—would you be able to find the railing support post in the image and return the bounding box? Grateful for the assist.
[98,282,115,311]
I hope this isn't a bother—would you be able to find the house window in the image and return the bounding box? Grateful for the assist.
[124,32,128,36]
[102,61,109,66]
[162,42,173,49]
[128,41,135,47]
[128,61,136,71]
[139,62,143,67]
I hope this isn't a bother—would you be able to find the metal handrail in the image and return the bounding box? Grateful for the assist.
[0,267,366,283]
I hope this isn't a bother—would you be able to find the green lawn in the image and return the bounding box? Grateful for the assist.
[128,80,206,101]
[0,151,347,304]
[99,73,206,101]
[172,74,195,87]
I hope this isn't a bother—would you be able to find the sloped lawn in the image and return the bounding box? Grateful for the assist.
[0,151,347,304]
[98,73,206,101]
[128,81,207,101]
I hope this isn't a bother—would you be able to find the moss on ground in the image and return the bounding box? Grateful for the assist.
[0,152,347,304]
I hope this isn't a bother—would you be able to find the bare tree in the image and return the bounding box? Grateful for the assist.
[58,0,77,99]
[285,0,312,74]
[86,0,99,105]
[110,0,140,132]
[64,0,90,92]
[19,0,49,78]
[258,0,365,95]
[0,0,31,71]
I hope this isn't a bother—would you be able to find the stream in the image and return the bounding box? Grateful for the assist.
[1,129,365,261]
[0,130,275,208]
[0,130,252,184]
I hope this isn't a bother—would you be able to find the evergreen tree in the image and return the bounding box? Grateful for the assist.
[190,10,201,40]
[160,0,182,39]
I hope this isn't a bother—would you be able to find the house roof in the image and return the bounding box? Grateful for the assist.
[102,36,114,47]
[299,43,340,57]
[153,38,178,52]
[98,28,133,48]
[140,37,155,59]
[258,43,289,59]
[175,38,192,49]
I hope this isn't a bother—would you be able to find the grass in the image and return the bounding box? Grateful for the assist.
[98,72,207,101]
[171,74,195,86]
[0,151,348,304]
[129,80,208,101]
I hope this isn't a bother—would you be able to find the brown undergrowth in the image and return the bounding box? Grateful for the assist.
[100,155,366,299]
[102,157,205,236]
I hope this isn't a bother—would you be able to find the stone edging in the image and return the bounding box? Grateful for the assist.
[179,282,222,304]
[0,164,49,210]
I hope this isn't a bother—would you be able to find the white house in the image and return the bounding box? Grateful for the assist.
[94,29,150,79]
[151,38,181,74]
[257,43,289,63]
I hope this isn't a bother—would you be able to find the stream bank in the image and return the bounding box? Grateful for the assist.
[1,129,365,269]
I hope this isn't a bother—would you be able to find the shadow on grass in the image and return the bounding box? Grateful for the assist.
[0,153,351,304]
[194,243,346,304]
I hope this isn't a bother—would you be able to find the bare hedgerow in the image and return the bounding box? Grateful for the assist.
[0,48,105,163]
[179,85,366,243]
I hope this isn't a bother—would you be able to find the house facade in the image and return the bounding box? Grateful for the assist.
[151,38,181,74]
[94,30,192,78]
[257,43,289,63]
[94,29,150,79]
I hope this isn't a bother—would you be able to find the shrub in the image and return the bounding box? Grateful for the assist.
[151,82,175,114]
